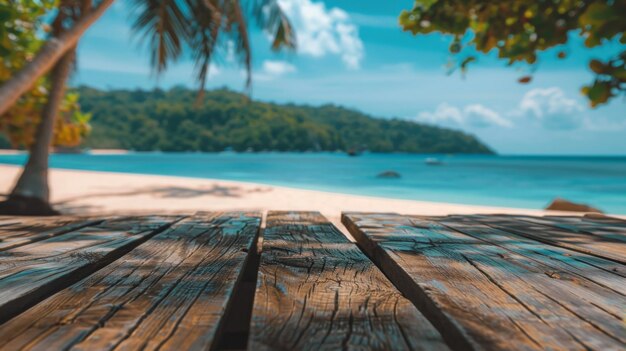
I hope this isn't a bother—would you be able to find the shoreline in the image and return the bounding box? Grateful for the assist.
[2,152,625,216]
[0,149,25,155]
[1,164,593,225]
[3,149,626,157]
[0,149,129,155]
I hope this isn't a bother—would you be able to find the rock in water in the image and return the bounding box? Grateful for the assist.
[377,171,401,179]
[545,198,603,213]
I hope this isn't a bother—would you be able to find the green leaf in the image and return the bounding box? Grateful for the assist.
[416,0,439,10]
[397,0,626,107]
[449,41,461,53]
[589,59,606,74]
[460,56,476,73]
[585,81,612,107]
[579,3,614,26]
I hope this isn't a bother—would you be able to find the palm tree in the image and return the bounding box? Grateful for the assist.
[1,0,91,215]
[0,0,295,215]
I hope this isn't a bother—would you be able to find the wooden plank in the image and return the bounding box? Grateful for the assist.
[0,215,179,323]
[579,215,626,228]
[249,211,448,351]
[535,215,626,240]
[490,215,626,242]
[472,215,626,264]
[545,215,626,229]
[0,216,102,251]
[0,217,23,227]
[343,212,626,351]
[443,215,626,294]
[439,216,626,345]
[0,212,261,351]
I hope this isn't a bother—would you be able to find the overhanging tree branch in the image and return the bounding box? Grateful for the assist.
[0,0,115,117]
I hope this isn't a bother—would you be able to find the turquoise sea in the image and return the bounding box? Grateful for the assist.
[1,153,625,214]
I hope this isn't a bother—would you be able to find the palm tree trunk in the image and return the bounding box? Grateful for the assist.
[3,50,75,215]
[0,0,114,117]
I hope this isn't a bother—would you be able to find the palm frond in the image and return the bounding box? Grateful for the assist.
[187,0,222,99]
[249,0,296,51]
[130,0,189,74]
[223,0,252,89]
[129,0,296,95]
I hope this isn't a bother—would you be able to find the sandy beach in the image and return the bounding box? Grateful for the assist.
[1,164,580,232]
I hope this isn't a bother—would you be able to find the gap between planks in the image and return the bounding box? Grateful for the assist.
[0,212,262,351]
[342,212,626,351]
[248,211,448,351]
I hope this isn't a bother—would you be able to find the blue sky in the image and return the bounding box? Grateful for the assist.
[73,0,626,155]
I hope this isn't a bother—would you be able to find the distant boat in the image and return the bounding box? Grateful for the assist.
[425,157,443,166]
[347,148,362,157]
[52,147,83,154]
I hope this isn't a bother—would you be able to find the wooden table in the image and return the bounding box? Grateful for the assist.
[0,212,623,350]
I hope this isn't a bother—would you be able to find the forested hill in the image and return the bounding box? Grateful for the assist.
[77,87,494,154]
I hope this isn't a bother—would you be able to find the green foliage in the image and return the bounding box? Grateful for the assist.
[77,86,493,154]
[0,0,91,148]
[0,0,51,57]
[400,0,626,107]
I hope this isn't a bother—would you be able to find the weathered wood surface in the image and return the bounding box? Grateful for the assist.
[249,211,449,351]
[442,216,626,296]
[0,212,261,351]
[343,212,626,351]
[469,214,626,264]
[0,216,102,251]
[522,215,626,239]
[0,215,179,323]
[0,212,624,351]
[440,216,626,343]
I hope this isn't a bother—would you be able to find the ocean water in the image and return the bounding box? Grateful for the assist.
[1,153,625,214]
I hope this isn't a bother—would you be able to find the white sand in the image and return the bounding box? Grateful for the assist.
[0,164,580,233]
[87,149,129,155]
[0,149,128,155]
[0,150,25,155]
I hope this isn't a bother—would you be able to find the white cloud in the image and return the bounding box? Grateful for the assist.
[204,64,221,78]
[465,104,513,128]
[417,88,604,131]
[262,60,297,76]
[418,103,463,126]
[418,103,512,128]
[277,0,364,69]
[514,87,585,130]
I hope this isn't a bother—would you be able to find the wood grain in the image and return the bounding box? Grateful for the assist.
[471,215,626,264]
[343,212,626,351]
[524,215,626,240]
[0,216,102,251]
[440,216,626,346]
[0,212,261,351]
[0,215,179,323]
[249,211,448,351]
[443,215,626,293]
